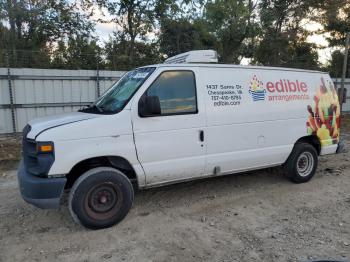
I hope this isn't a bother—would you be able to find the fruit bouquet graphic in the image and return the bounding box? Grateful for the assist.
[249,75,265,101]
[307,77,340,146]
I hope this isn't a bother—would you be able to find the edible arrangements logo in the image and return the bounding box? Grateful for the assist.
[249,75,265,101]
[249,74,310,102]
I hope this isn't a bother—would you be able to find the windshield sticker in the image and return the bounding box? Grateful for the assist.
[207,84,243,107]
[132,72,150,79]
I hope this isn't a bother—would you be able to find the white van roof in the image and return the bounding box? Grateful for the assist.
[143,50,326,74]
[141,63,326,74]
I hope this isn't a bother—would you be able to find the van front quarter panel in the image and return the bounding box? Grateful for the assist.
[36,110,146,187]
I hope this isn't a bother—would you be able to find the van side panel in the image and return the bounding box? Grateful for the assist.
[198,67,337,175]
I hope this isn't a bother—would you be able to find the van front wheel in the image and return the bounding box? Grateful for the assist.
[69,167,134,229]
[284,143,318,183]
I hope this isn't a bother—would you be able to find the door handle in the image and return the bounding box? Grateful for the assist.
[199,130,204,142]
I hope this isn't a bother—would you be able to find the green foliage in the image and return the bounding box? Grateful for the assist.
[0,0,94,68]
[321,0,350,47]
[0,0,348,73]
[326,50,348,78]
[204,0,259,63]
[159,18,217,57]
[104,34,161,70]
[254,0,321,69]
[320,0,350,77]
[93,0,156,64]
[51,37,103,69]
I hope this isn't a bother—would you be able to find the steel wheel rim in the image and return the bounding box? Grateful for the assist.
[84,182,123,221]
[297,152,314,177]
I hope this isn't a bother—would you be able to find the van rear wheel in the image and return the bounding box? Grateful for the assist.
[284,143,318,183]
[69,167,134,229]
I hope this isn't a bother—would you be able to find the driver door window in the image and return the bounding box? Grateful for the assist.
[145,71,197,115]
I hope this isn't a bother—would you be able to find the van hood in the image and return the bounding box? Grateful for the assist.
[27,112,100,139]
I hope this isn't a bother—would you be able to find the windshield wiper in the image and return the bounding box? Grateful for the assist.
[91,104,102,112]
[97,105,117,114]
[79,104,103,113]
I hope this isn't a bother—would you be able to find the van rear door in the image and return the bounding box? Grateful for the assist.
[131,68,206,186]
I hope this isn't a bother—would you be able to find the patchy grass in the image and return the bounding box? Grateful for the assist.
[0,135,21,161]
[0,135,21,172]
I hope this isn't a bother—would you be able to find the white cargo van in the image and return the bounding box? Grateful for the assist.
[18,50,344,229]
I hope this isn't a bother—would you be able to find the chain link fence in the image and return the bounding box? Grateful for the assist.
[0,49,159,71]
[0,49,104,70]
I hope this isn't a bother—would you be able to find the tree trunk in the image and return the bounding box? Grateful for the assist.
[127,3,135,66]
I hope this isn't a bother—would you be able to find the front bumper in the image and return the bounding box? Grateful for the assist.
[17,161,66,209]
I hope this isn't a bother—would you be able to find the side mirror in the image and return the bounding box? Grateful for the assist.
[138,95,161,117]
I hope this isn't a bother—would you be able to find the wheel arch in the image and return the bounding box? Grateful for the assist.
[294,135,321,155]
[65,155,138,189]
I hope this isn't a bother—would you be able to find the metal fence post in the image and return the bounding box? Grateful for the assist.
[96,56,101,99]
[6,52,17,133]
[340,33,350,112]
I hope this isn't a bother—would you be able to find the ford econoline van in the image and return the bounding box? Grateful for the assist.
[18,50,344,229]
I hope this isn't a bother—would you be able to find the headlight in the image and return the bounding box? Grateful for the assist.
[23,140,55,177]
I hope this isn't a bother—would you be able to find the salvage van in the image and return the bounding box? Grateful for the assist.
[18,50,344,229]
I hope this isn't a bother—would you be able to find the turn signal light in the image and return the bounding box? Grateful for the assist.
[39,144,53,153]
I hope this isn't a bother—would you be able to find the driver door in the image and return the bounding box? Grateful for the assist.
[131,69,206,186]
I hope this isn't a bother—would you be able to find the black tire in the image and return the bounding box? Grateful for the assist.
[283,142,318,183]
[69,167,134,230]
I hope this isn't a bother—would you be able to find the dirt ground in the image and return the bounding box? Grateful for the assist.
[0,117,350,262]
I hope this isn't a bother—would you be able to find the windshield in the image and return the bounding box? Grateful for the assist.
[80,67,155,114]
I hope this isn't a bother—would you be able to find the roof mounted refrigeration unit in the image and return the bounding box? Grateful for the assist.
[164,50,218,64]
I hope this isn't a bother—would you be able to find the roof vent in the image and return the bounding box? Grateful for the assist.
[164,50,218,64]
